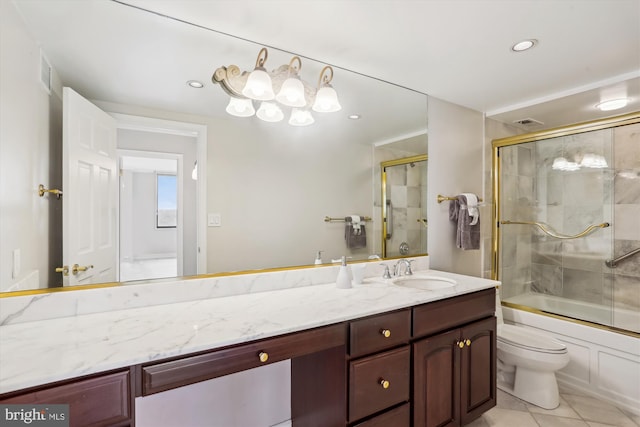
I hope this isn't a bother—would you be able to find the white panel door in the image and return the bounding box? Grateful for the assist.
[62,87,117,286]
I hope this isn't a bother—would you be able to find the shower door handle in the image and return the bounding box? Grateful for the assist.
[386,199,393,239]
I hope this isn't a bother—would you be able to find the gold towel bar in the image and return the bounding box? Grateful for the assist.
[437,194,483,204]
[38,184,63,199]
[324,216,372,222]
[500,220,610,240]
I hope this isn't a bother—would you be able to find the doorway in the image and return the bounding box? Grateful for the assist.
[119,152,181,281]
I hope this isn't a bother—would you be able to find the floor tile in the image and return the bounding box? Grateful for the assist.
[496,389,529,412]
[482,408,540,427]
[527,396,581,419]
[562,394,638,427]
[532,413,589,427]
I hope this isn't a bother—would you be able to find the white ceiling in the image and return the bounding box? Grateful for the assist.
[13,0,640,131]
[119,0,640,128]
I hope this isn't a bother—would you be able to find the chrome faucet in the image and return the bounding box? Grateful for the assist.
[393,259,414,277]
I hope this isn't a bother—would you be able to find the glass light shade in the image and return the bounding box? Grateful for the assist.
[191,162,198,180]
[312,85,341,112]
[552,157,580,171]
[596,98,628,111]
[275,77,306,107]
[225,97,255,117]
[580,153,608,168]
[242,67,275,100]
[289,108,315,126]
[256,102,284,122]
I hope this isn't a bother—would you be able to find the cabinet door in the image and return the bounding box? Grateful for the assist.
[413,329,461,427]
[460,316,497,425]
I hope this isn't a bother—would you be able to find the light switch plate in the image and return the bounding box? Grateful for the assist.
[12,249,20,279]
[208,213,222,227]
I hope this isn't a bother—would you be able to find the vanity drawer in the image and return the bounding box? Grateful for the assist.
[0,370,132,427]
[353,403,410,427]
[141,323,345,395]
[350,309,411,358]
[413,288,495,338]
[349,346,410,422]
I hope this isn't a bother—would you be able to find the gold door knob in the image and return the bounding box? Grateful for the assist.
[379,379,390,389]
[258,351,269,363]
[457,341,465,349]
[55,266,69,276]
[465,339,472,347]
[380,329,391,338]
[72,264,93,275]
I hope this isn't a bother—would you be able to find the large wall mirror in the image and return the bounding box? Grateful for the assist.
[0,0,428,294]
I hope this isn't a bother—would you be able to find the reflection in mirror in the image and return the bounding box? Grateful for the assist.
[0,0,428,294]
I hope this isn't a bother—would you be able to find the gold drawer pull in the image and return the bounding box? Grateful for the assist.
[55,266,69,276]
[72,264,93,275]
[466,339,471,347]
[379,379,390,389]
[380,329,391,338]
[457,341,465,349]
[258,351,269,363]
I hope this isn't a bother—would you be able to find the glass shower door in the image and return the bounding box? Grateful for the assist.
[497,129,615,327]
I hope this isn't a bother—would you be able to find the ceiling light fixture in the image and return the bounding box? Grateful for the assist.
[596,98,629,111]
[187,80,204,88]
[212,47,341,126]
[511,39,537,52]
[348,114,361,120]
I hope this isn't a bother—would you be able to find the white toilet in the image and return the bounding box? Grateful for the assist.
[496,292,570,409]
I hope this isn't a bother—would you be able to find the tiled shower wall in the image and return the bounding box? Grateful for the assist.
[384,162,428,258]
[495,122,640,324]
[612,123,640,314]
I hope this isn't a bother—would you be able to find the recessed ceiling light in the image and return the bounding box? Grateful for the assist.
[596,98,629,111]
[511,39,538,52]
[348,114,361,120]
[187,80,204,88]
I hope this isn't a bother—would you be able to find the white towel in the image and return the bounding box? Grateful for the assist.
[462,193,479,226]
[350,215,362,235]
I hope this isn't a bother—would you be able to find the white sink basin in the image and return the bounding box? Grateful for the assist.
[391,275,457,290]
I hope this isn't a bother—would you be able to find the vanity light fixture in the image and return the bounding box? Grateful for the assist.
[212,47,341,126]
[596,98,629,111]
[511,39,538,52]
[187,80,204,88]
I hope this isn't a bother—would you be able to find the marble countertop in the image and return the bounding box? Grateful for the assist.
[0,269,498,394]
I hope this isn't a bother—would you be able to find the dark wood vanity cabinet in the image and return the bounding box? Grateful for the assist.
[412,290,497,427]
[0,288,496,427]
[0,369,134,427]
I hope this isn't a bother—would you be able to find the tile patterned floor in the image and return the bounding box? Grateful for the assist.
[467,386,640,427]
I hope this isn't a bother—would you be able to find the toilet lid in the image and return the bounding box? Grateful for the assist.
[498,324,567,353]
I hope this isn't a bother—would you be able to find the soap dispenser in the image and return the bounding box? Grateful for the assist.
[336,256,352,289]
[314,250,323,265]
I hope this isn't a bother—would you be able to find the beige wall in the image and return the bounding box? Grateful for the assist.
[427,96,485,276]
[0,1,62,291]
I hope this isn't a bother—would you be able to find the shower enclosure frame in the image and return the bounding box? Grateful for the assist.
[491,111,640,336]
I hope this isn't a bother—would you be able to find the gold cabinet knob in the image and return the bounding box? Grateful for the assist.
[55,266,69,276]
[380,329,391,338]
[258,351,269,363]
[457,341,465,349]
[71,264,93,275]
[379,379,390,389]
[465,339,472,347]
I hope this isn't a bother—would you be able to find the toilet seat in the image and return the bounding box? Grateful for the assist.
[498,324,567,354]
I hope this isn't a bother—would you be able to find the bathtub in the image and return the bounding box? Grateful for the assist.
[501,294,640,416]
[505,292,640,333]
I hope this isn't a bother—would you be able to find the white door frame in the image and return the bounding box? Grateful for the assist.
[109,113,208,274]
